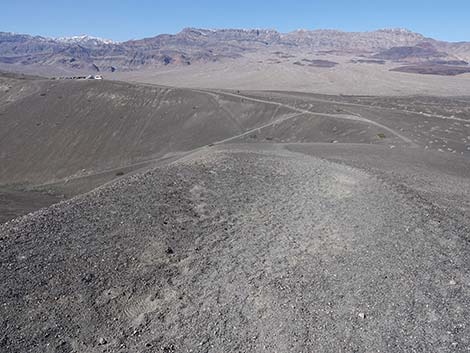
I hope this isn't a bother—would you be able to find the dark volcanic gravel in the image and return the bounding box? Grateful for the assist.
[1,146,470,353]
[391,65,470,76]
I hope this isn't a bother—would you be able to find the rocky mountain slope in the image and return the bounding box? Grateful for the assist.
[1,28,469,74]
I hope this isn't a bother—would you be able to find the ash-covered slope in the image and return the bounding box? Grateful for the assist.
[0,75,295,186]
[2,72,409,188]
[1,145,469,353]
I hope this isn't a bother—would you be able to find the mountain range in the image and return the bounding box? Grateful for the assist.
[1,28,470,74]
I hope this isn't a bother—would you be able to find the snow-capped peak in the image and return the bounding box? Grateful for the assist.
[54,35,116,45]
[377,28,415,34]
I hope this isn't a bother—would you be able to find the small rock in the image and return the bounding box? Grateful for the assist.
[358,312,366,319]
[449,280,457,285]
[98,337,107,345]
[165,247,174,255]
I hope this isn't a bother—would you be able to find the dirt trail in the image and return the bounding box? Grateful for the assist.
[262,91,470,123]
[198,89,418,146]
[212,112,305,144]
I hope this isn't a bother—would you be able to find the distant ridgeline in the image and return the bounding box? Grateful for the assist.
[0,28,469,75]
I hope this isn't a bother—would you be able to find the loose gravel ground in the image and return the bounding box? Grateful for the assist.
[1,145,470,353]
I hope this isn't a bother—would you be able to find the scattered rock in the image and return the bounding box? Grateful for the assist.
[82,273,95,283]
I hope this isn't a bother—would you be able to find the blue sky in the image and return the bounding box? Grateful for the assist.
[1,0,469,42]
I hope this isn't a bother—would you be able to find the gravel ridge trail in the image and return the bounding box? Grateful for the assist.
[1,146,469,353]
